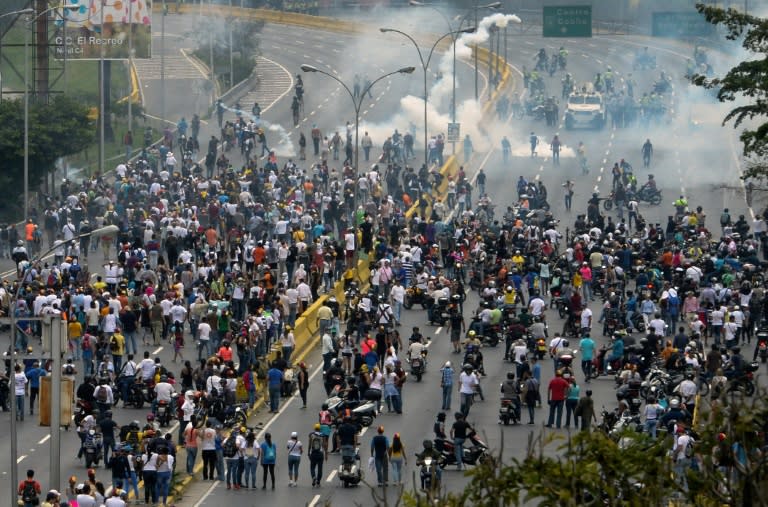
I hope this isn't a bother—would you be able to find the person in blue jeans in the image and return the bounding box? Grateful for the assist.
[450,413,471,470]
[370,426,389,486]
[155,449,175,506]
[267,365,283,413]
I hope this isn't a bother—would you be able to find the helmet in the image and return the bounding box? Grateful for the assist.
[314,423,321,431]
[160,375,168,382]
[686,372,694,380]
[463,363,473,371]
[562,339,569,348]
[436,412,446,422]
[146,413,155,422]
[669,398,680,408]
[104,411,112,418]
[507,372,515,380]
[468,330,476,338]
[423,439,433,449]
[131,420,140,428]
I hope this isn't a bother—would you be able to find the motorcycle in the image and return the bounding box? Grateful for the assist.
[727,362,758,396]
[759,338,768,363]
[404,285,430,310]
[156,394,177,427]
[113,380,147,409]
[83,431,103,468]
[410,352,427,382]
[428,297,450,326]
[434,432,489,468]
[590,346,621,379]
[633,187,663,205]
[338,446,363,487]
[498,395,521,425]
[420,454,439,492]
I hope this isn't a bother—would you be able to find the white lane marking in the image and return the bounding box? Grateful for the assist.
[360,427,368,437]
[192,480,220,507]
[152,346,164,355]
[309,494,322,507]
[38,435,50,445]
[17,455,27,463]
[326,469,337,482]
[435,326,442,335]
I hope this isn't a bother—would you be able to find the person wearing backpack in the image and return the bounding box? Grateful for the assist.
[673,424,694,492]
[224,427,244,489]
[260,432,277,489]
[308,424,326,487]
[720,208,731,232]
[94,380,113,415]
[18,469,41,507]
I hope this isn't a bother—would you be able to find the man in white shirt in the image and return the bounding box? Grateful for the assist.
[580,306,593,333]
[649,313,667,336]
[154,375,174,413]
[458,365,479,417]
[138,352,157,382]
[296,280,312,314]
[389,279,405,326]
[197,319,212,360]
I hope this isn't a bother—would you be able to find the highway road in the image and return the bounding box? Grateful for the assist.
[0,13,488,499]
[0,11,754,505]
[190,28,755,507]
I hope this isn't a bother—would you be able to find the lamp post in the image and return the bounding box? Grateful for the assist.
[299,64,414,211]
[408,0,497,136]
[8,224,118,502]
[380,26,474,171]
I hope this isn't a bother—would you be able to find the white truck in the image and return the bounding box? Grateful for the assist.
[564,84,605,130]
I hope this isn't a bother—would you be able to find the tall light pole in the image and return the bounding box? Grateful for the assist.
[299,64,415,211]
[161,0,166,122]
[380,26,474,170]
[24,11,30,224]
[128,0,134,140]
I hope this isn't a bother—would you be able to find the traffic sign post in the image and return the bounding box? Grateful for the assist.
[447,122,461,143]
[543,5,592,38]
[652,11,713,38]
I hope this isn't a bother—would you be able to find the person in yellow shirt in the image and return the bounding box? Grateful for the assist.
[92,275,107,294]
[511,251,525,271]
[572,271,583,291]
[110,329,126,373]
[68,318,83,360]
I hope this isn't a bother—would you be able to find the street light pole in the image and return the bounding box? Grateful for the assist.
[99,0,105,175]
[380,27,474,171]
[161,0,166,122]
[24,12,30,224]
[299,64,415,212]
[128,0,133,139]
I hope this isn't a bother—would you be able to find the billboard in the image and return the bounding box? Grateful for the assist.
[54,0,152,60]
[543,5,592,38]
[652,11,713,38]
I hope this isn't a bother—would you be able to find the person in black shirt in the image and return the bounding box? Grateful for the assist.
[450,412,472,470]
[336,417,358,459]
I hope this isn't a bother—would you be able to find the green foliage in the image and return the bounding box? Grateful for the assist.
[189,16,264,89]
[691,4,768,180]
[0,95,92,212]
[393,391,768,507]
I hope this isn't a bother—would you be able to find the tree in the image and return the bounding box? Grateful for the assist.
[0,95,92,214]
[396,392,768,507]
[691,4,768,180]
[190,16,264,89]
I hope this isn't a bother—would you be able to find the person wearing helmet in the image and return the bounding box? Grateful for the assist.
[153,374,174,416]
[308,423,326,486]
[415,438,443,488]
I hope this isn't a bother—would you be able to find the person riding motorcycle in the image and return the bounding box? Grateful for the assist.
[639,174,657,193]
[724,346,745,380]
[416,439,443,489]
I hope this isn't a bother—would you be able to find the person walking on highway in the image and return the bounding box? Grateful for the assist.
[260,432,277,489]
[545,371,570,429]
[267,363,284,413]
[501,136,511,164]
[370,425,390,486]
[550,134,562,165]
[463,134,474,163]
[286,431,303,487]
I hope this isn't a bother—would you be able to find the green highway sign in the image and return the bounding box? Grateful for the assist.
[652,11,714,38]
[543,5,592,38]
